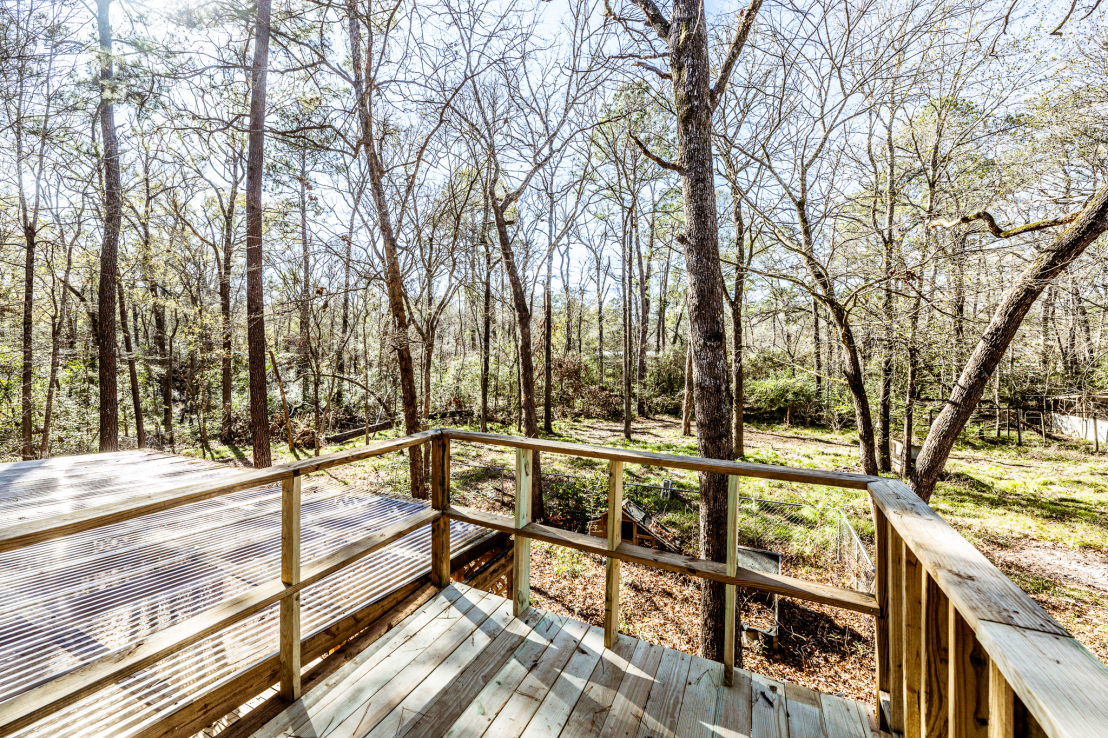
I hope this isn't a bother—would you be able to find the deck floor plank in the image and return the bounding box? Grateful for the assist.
[439,612,568,738]
[635,648,693,738]
[517,624,605,738]
[246,582,883,738]
[597,639,666,738]
[674,655,724,738]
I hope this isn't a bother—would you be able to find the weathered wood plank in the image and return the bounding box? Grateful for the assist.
[988,660,1014,738]
[440,610,567,737]
[0,508,440,738]
[514,448,533,616]
[889,527,905,734]
[975,620,1108,738]
[560,633,640,737]
[949,606,989,738]
[821,692,869,738]
[724,473,740,687]
[391,607,546,738]
[279,474,302,702]
[636,649,694,738]
[521,624,606,738]
[784,680,828,738]
[868,479,1065,636]
[605,460,624,649]
[873,505,890,714]
[597,640,665,738]
[431,436,451,588]
[922,572,949,738]
[444,430,876,489]
[751,672,788,738]
[482,617,591,737]
[444,505,878,615]
[675,657,724,738]
[317,592,508,738]
[904,544,923,738]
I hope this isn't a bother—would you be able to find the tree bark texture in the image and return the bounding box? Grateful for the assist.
[911,183,1108,500]
[245,0,273,468]
[96,0,121,453]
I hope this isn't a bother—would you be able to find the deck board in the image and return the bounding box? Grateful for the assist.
[252,582,886,738]
[0,452,486,738]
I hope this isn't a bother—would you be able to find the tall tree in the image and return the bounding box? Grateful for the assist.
[96,0,122,453]
[245,0,273,468]
[615,0,761,662]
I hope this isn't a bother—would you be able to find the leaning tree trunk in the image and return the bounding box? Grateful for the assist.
[347,4,425,497]
[911,184,1108,501]
[96,0,121,453]
[492,193,545,521]
[244,0,272,468]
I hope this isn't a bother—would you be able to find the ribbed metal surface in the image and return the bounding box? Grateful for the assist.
[0,451,483,737]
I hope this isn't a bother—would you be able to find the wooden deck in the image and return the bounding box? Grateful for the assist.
[251,582,884,738]
[0,451,487,738]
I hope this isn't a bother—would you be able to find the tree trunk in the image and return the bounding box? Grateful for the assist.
[636,212,652,417]
[911,184,1108,500]
[118,280,145,447]
[299,151,312,405]
[219,149,238,441]
[681,331,693,436]
[544,191,554,434]
[96,0,121,453]
[245,0,272,468]
[346,6,425,497]
[21,224,35,460]
[42,242,73,458]
[812,297,822,406]
[491,189,545,521]
[666,0,738,663]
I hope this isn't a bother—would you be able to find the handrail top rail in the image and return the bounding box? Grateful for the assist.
[441,429,878,489]
[869,476,1108,738]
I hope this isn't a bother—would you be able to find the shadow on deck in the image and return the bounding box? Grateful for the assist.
[240,582,884,738]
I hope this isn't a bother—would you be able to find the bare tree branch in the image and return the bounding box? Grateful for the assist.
[929,210,1080,239]
[710,0,763,111]
[627,0,671,38]
[628,131,684,173]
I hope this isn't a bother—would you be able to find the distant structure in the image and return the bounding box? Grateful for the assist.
[588,499,683,552]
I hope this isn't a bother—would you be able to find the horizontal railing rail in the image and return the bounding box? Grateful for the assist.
[3,427,1106,738]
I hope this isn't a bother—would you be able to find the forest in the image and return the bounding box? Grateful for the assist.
[2,0,1107,665]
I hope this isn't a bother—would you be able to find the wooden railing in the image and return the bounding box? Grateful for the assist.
[2,428,1106,738]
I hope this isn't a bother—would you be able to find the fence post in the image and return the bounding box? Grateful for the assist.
[889,528,906,734]
[604,460,623,648]
[724,474,742,686]
[280,473,302,701]
[513,448,532,616]
[431,434,451,588]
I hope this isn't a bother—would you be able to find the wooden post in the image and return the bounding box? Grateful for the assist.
[874,506,890,729]
[904,544,923,738]
[279,473,301,701]
[1016,408,1022,446]
[950,606,989,738]
[988,660,1014,738]
[604,460,623,648]
[889,528,906,735]
[430,435,451,587]
[724,474,741,686]
[922,573,949,738]
[513,447,532,616]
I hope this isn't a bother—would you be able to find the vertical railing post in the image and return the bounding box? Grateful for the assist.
[724,474,741,686]
[904,544,923,738]
[430,435,451,588]
[874,506,890,728]
[279,472,302,702]
[950,605,990,738]
[890,528,906,734]
[922,572,949,738]
[604,460,623,649]
[513,447,532,616]
[989,661,1014,738]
